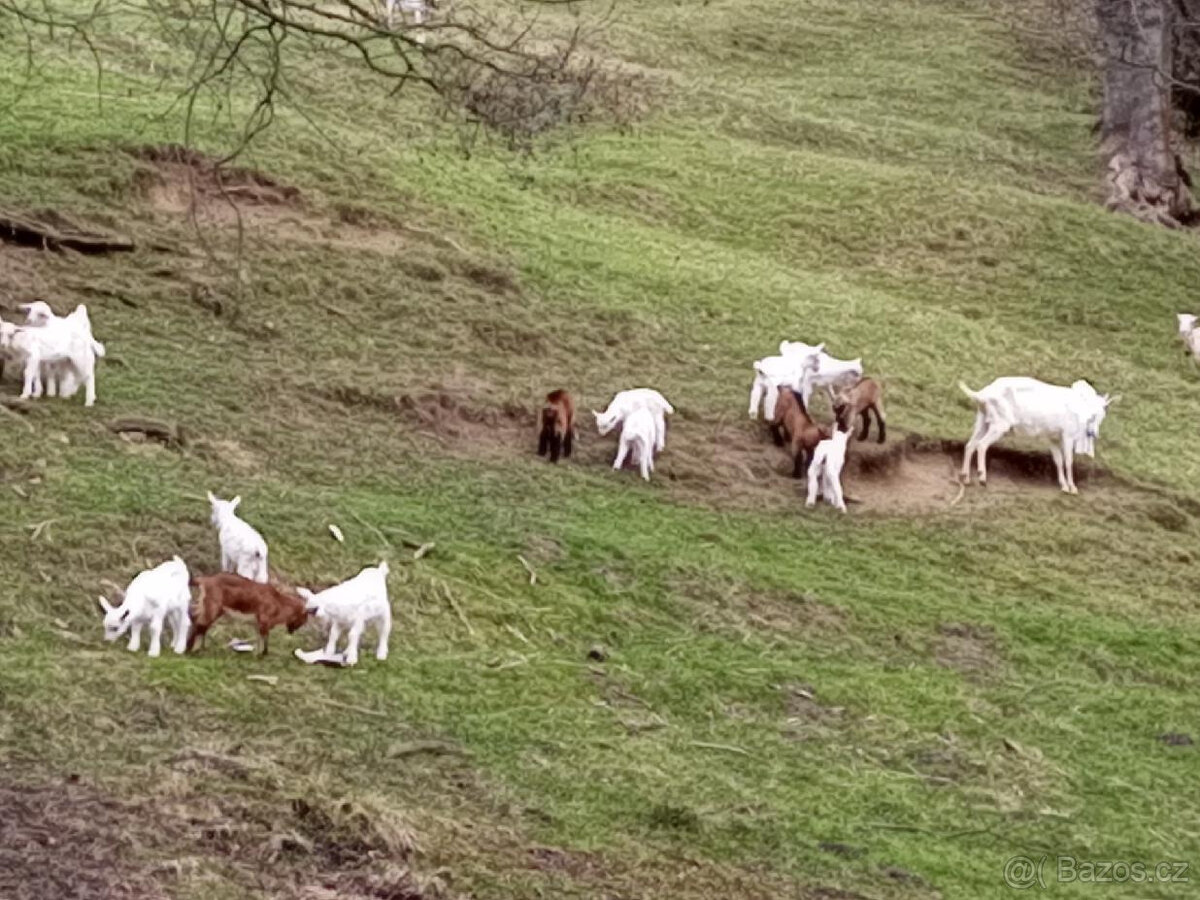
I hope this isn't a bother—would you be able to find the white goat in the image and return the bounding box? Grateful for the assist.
[1178,313,1200,364]
[781,341,864,408]
[207,491,269,583]
[611,405,658,481]
[593,388,674,452]
[97,556,191,657]
[806,424,851,512]
[0,304,105,405]
[748,348,823,420]
[959,376,1117,494]
[22,301,105,399]
[297,562,392,666]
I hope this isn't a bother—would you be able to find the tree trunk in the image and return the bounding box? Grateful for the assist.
[1097,0,1192,226]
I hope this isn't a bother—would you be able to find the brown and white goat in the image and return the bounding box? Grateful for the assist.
[186,573,308,656]
[537,389,575,463]
[771,388,831,478]
[832,377,886,444]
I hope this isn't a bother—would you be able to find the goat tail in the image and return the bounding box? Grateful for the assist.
[92,340,106,358]
[957,381,981,404]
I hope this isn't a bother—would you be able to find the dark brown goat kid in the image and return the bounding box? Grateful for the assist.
[537,389,575,463]
[186,573,308,656]
[833,377,886,444]
[771,388,830,478]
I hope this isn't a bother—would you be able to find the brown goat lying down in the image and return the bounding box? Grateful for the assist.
[770,388,830,478]
[187,573,307,656]
[537,388,575,463]
[833,377,886,444]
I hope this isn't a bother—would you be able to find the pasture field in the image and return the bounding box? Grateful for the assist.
[2,1,1200,897]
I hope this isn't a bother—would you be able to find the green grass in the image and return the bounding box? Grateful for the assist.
[2,0,1200,897]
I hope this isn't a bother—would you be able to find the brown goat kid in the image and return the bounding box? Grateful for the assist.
[772,388,830,478]
[537,389,575,463]
[833,377,886,444]
[186,573,308,656]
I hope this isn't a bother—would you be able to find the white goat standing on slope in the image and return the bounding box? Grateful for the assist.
[0,303,106,405]
[593,388,674,453]
[297,562,392,666]
[611,405,658,481]
[748,342,823,420]
[806,424,851,512]
[21,301,104,399]
[207,491,270,583]
[97,556,192,657]
[958,376,1117,494]
[780,341,863,409]
[1178,313,1200,365]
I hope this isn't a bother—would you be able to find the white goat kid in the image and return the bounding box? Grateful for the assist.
[98,556,191,657]
[611,405,658,481]
[749,347,822,420]
[959,376,1116,494]
[806,424,851,512]
[781,342,864,408]
[0,307,105,406]
[593,388,674,452]
[1178,313,1200,365]
[207,491,270,583]
[297,562,392,666]
[748,341,823,419]
[20,300,105,402]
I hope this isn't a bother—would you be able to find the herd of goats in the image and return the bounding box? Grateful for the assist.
[5,297,1190,667]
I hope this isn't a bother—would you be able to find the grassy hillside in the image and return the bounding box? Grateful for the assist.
[2,1,1200,898]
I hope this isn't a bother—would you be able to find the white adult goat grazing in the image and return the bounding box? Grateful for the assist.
[1178,313,1200,364]
[207,491,270,583]
[748,343,823,420]
[806,424,851,512]
[0,304,105,405]
[593,388,674,452]
[297,562,392,666]
[97,556,191,657]
[611,405,658,481]
[959,376,1117,494]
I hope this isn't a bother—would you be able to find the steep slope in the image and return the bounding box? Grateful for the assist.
[2,2,1199,898]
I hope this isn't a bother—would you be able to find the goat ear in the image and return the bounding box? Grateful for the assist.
[97,596,114,614]
[814,342,825,353]
[206,490,217,504]
[1106,393,1121,406]
[230,496,241,510]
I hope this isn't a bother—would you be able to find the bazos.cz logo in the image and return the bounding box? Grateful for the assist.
[1003,855,1190,890]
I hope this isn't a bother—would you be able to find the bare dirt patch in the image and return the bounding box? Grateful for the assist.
[657,424,1112,516]
[129,144,301,223]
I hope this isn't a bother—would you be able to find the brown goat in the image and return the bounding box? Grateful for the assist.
[833,377,886,444]
[772,388,830,478]
[186,573,308,656]
[537,389,575,463]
